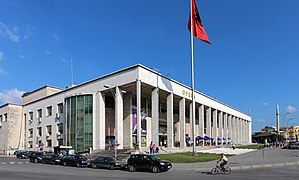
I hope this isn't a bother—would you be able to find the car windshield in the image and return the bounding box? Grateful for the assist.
[150,155,161,161]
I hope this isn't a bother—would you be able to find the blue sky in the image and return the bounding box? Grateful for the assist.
[0,0,299,132]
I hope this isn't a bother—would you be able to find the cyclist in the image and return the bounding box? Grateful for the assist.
[217,153,228,170]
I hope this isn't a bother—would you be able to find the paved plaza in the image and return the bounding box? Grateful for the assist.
[172,148,299,171]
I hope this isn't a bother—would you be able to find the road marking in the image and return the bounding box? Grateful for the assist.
[18,162,23,164]
[10,162,15,164]
[1,162,7,165]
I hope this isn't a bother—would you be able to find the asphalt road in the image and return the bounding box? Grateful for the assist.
[0,157,299,180]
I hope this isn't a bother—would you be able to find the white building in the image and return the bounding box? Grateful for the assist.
[1,64,251,153]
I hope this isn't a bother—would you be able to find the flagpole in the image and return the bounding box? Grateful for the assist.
[190,0,196,156]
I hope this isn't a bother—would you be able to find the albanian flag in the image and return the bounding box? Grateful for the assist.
[188,0,211,44]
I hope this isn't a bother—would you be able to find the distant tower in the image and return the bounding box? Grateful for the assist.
[276,104,280,133]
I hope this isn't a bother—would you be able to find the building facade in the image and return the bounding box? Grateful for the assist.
[1,65,252,153]
[0,104,24,155]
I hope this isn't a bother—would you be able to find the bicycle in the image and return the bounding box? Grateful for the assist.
[211,163,231,175]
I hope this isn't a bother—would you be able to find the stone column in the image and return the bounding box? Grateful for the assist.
[224,113,228,144]
[93,91,105,150]
[219,111,223,145]
[249,120,252,143]
[189,103,193,144]
[206,107,212,145]
[167,93,174,148]
[123,93,132,149]
[212,109,218,146]
[136,81,142,148]
[115,87,124,149]
[179,98,186,147]
[231,116,235,144]
[198,104,204,146]
[151,87,159,146]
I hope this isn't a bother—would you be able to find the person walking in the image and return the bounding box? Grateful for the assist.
[149,141,153,154]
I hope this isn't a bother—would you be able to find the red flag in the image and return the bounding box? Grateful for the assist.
[188,0,211,44]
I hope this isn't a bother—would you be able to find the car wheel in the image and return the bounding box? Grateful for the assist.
[152,165,160,173]
[34,159,38,163]
[76,163,80,168]
[51,161,56,165]
[128,164,136,172]
[109,164,115,170]
[92,163,97,169]
[63,162,67,166]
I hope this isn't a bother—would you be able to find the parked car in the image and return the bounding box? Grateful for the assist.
[127,154,172,173]
[91,156,121,170]
[16,151,29,159]
[288,142,299,149]
[61,155,90,167]
[29,152,45,163]
[42,154,62,165]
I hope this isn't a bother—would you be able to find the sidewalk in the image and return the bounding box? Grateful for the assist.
[172,148,299,171]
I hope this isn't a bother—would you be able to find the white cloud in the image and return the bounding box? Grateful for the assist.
[286,105,297,113]
[52,33,59,40]
[19,54,25,59]
[0,22,20,42]
[0,89,24,104]
[0,68,7,75]
[60,56,68,63]
[255,119,267,123]
[0,51,3,60]
[261,102,269,106]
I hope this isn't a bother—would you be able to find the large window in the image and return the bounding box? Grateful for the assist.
[66,95,93,153]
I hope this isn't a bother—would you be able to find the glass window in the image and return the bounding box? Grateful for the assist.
[57,103,63,113]
[46,106,52,116]
[4,113,7,122]
[46,140,52,147]
[0,115,2,123]
[29,128,33,138]
[57,123,63,134]
[66,95,93,153]
[29,112,33,120]
[47,125,52,136]
[38,127,42,137]
[37,109,42,118]
[28,141,33,148]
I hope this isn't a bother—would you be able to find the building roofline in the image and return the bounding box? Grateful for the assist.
[22,64,251,118]
[22,85,64,97]
[0,103,23,109]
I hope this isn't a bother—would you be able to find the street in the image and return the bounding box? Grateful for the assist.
[0,157,299,180]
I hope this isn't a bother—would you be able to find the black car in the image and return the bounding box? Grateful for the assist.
[29,152,45,163]
[61,155,90,167]
[91,157,121,170]
[16,151,29,159]
[42,154,62,165]
[127,154,172,173]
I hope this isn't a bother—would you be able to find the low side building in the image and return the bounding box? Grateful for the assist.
[0,104,24,155]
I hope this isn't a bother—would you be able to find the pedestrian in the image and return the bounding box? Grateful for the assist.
[155,146,159,154]
[152,144,156,154]
[149,141,153,154]
[232,143,235,150]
